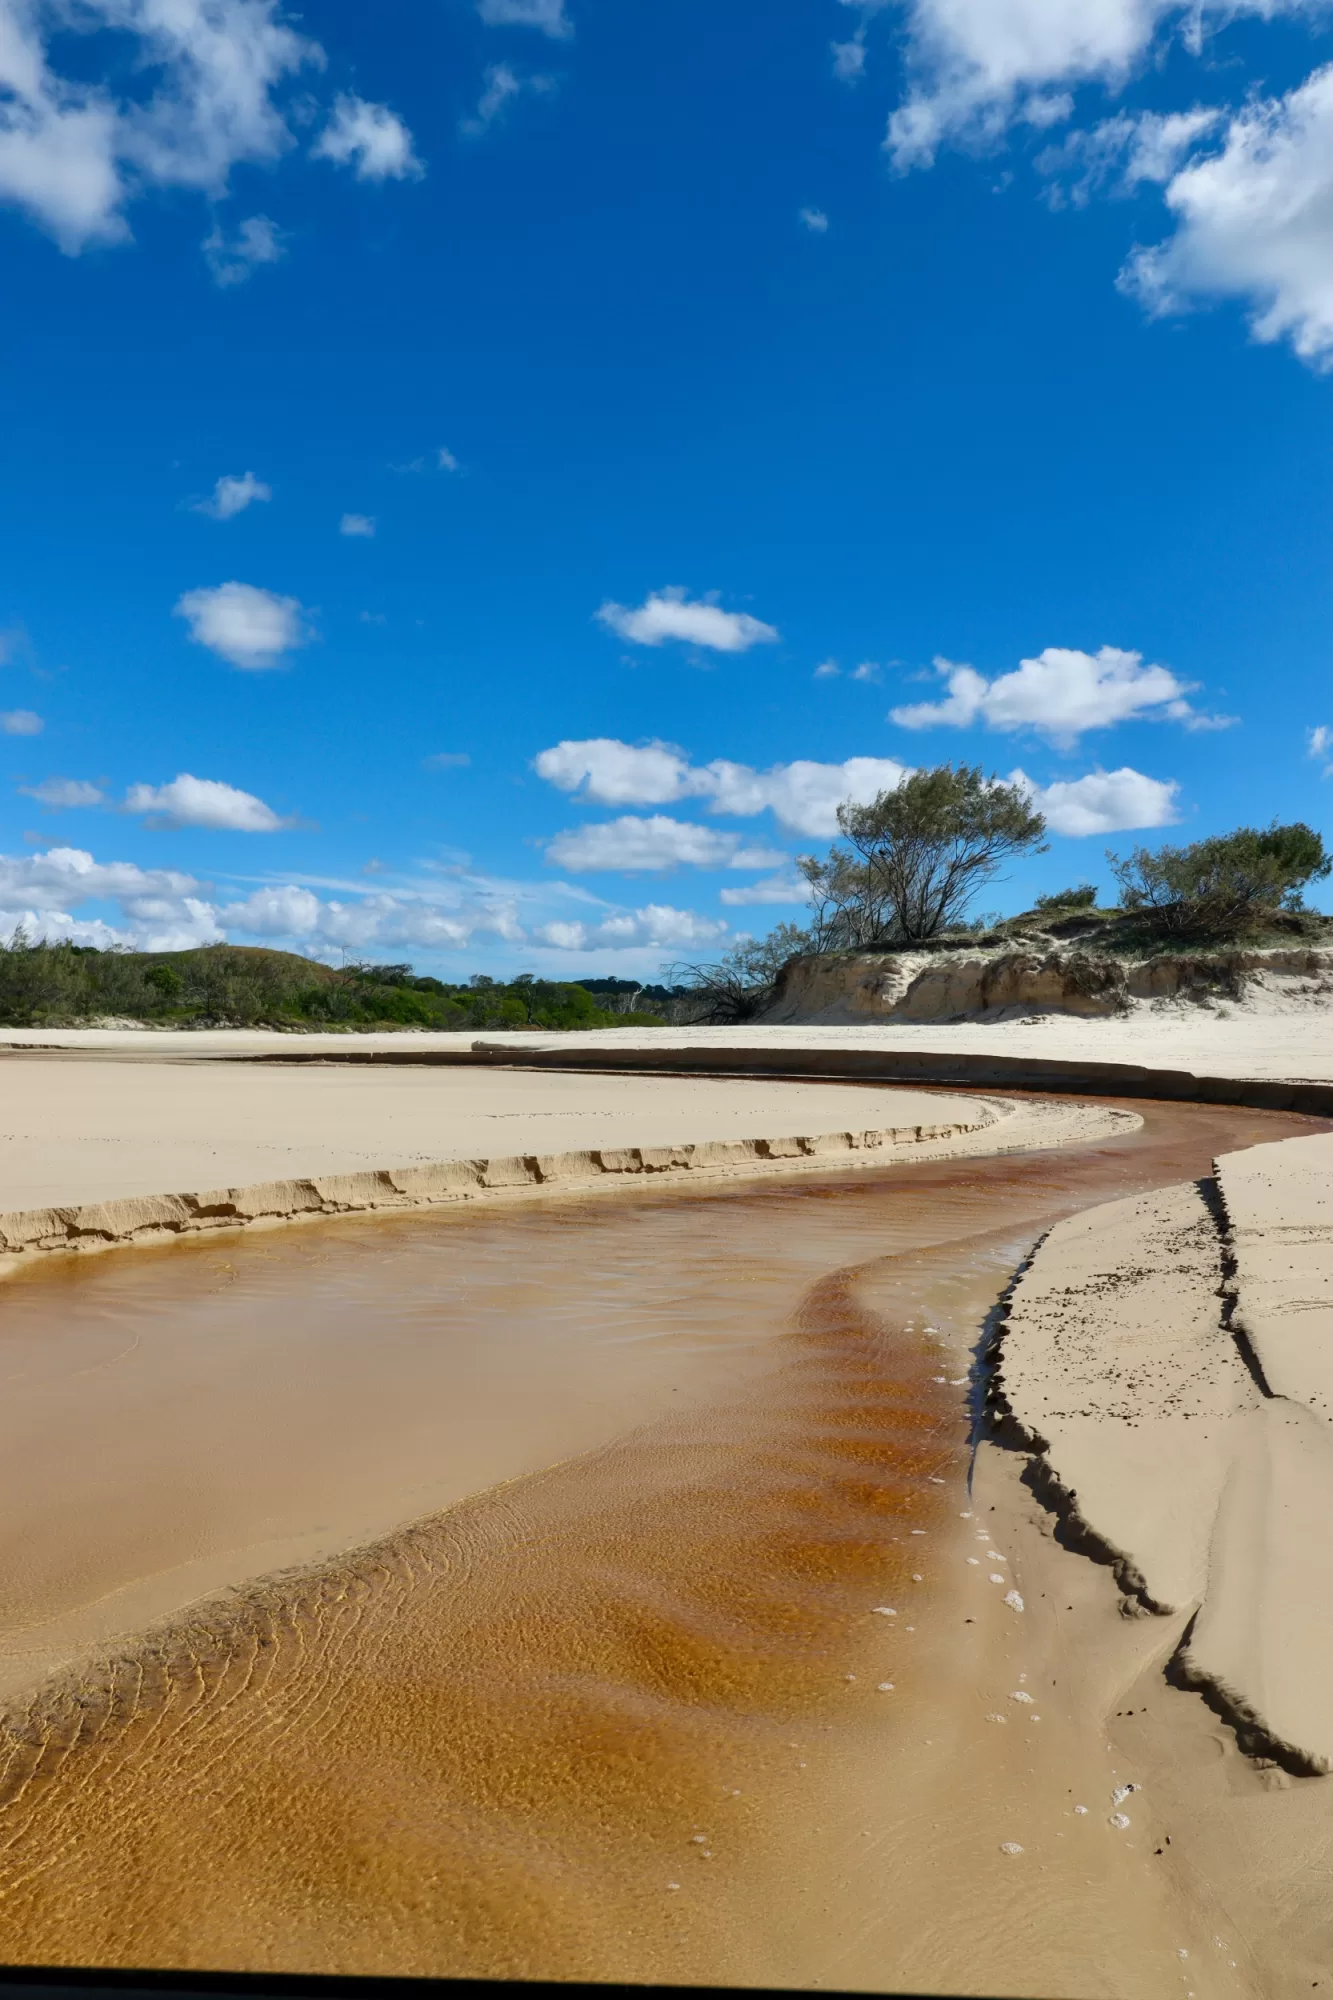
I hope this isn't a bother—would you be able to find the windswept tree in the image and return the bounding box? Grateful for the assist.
[671,765,1048,1018]
[667,925,812,1024]
[803,763,1048,947]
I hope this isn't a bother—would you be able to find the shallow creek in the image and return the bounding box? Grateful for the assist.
[0,1094,1320,1984]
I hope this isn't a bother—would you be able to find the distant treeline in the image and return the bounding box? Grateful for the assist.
[0,937,685,1031]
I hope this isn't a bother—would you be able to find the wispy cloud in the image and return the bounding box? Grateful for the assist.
[719,874,811,907]
[477,0,573,39]
[460,65,554,139]
[534,905,727,953]
[19,779,104,809]
[546,815,785,873]
[193,472,271,521]
[203,215,286,288]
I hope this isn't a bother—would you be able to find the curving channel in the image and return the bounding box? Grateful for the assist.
[0,1092,1321,1985]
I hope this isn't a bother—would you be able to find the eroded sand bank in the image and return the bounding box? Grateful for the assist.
[989,1124,1333,1993]
[0,1065,1126,1268]
[998,1134,1333,1774]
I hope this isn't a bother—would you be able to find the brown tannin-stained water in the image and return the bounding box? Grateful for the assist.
[0,1095,1322,1983]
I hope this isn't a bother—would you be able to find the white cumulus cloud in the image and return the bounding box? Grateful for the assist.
[193,471,271,520]
[0,0,316,251]
[546,816,787,873]
[174,581,307,669]
[312,95,422,182]
[219,886,487,952]
[117,894,224,950]
[534,737,912,837]
[477,0,573,37]
[596,587,779,654]
[697,756,913,836]
[0,841,537,958]
[1011,765,1181,835]
[889,646,1221,746]
[535,905,728,953]
[799,205,830,232]
[123,773,289,831]
[339,512,376,537]
[1122,65,1333,369]
[0,845,199,912]
[1,710,42,735]
[534,738,695,806]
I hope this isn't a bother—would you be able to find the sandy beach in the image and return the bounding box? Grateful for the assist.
[10,1002,1333,1080]
[0,1028,1330,1992]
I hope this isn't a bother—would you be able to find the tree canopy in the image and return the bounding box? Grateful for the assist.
[802,764,1048,948]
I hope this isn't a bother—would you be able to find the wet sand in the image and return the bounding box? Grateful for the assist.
[0,1096,1322,1991]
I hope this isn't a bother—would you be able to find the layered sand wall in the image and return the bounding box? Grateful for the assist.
[764,946,1333,1027]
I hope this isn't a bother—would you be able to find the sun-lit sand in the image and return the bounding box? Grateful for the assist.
[0,1059,991,1211]
[10,1003,1333,1079]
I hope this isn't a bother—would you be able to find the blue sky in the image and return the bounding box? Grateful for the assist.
[3,0,1333,977]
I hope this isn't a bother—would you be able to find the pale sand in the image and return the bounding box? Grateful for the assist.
[1001,1141,1333,1774]
[0,1059,1139,1270]
[0,1064,986,1212]
[11,1008,1333,1081]
[990,1129,1333,1992]
[1216,1130,1333,1413]
[998,1181,1258,1615]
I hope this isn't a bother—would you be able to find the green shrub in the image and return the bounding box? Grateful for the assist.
[1033,885,1098,913]
[1109,823,1331,941]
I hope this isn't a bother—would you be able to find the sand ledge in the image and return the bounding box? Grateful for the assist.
[0,1112,996,1269]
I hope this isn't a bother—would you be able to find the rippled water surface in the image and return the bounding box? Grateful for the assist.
[0,1095,1321,1982]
